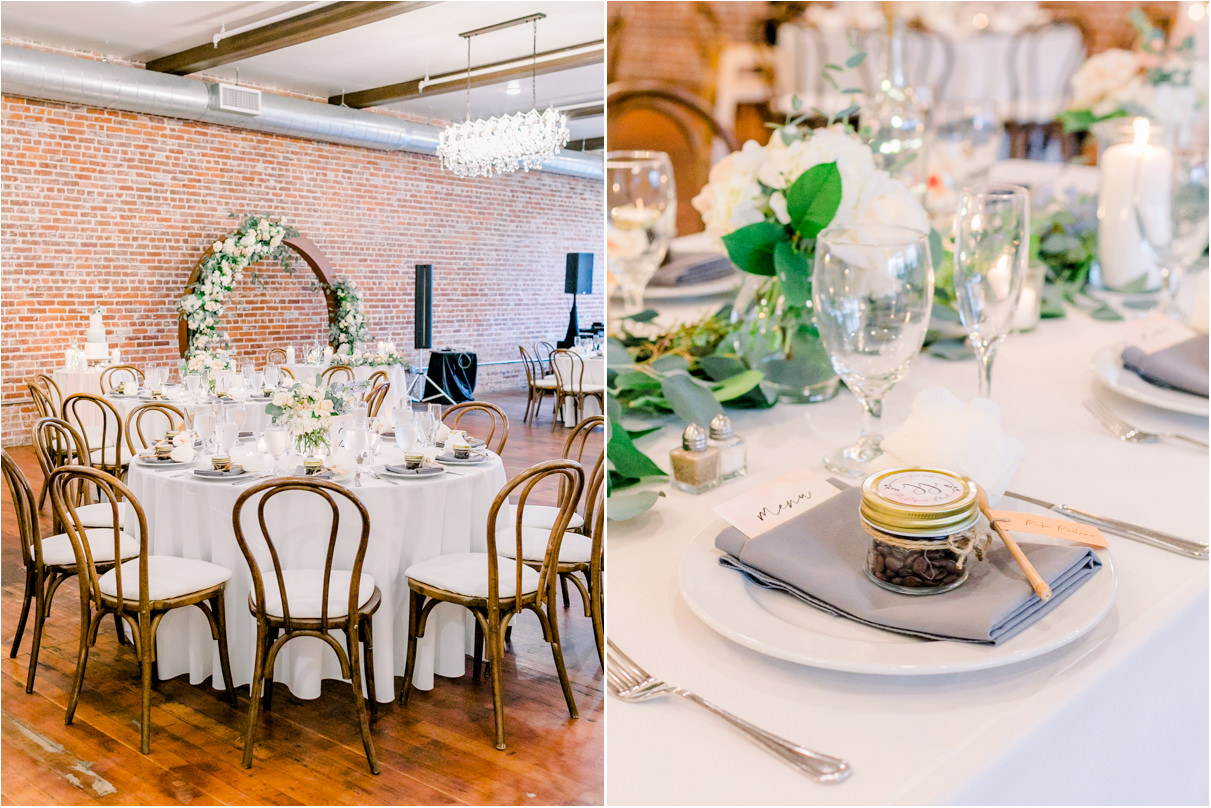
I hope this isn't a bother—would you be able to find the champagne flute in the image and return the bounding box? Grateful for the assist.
[813,225,934,477]
[953,184,1030,398]
[606,151,677,316]
[1138,147,1210,320]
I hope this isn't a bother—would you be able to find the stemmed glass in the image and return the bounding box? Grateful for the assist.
[813,225,935,477]
[952,183,1030,398]
[606,151,677,316]
[193,406,215,456]
[366,417,383,459]
[185,374,202,402]
[264,364,280,390]
[413,409,436,448]
[215,420,238,458]
[264,424,288,475]
[1138,148,1210,319]
[928,101,1004,220]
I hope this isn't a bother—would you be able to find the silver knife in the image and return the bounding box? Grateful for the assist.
[1006,491,1208,560]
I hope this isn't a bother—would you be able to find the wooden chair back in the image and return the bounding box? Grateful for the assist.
[366,370,388,388]
[266,348,287,364]
[28,382,56,420]
[33,374,64,417]
[364,383,390,417]
[320,365,354,385]
[99,365,145,394]
[232,478,371,633]
[441,401,509,455]
[486,460,584,614]
[63,393,124,465]
[534,341,556,375]
[561,415,604,509]
[550,349,588,393]
[519,346,538,388]
[33,417,93,534]
[125,402,185,453]
[2,449,43,572]
[278,366,295,381]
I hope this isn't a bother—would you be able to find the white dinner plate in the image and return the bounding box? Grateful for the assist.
[1091,343,1209,416]
[191,467,251,482]
[678,518,1117,676]
[135,454,193,468]
[640,273,743,301]
[436,452,488,465]
[378,464,446,479]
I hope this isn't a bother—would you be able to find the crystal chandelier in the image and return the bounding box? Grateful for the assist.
[437,14,570,178]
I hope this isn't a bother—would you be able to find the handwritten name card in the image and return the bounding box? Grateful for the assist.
[991,511,1109,549]
[1126,312,1199,354]
[714,470,841,539]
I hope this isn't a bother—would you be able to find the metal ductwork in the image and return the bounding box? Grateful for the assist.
[0,45,602,180]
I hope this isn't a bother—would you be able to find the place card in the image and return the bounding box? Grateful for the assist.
[1125,312,1199,354]
[990,511,1109,549]
[713,469,841,539]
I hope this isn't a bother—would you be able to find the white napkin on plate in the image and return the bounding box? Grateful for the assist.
[170,444,195,463]
[436,423,451,443]
[325,447,355,472]
[420,446,440,465]
[879,386,1025,503]
[236,449,268,473]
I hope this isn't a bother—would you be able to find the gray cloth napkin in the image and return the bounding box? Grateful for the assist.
[1121,336,1209,398]
[715,487,1103,645]
[193,466,246,478]
[649,252,736,287]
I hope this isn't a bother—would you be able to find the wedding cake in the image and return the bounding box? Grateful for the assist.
[83,306,109,361]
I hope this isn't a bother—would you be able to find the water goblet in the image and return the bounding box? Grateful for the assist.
[215,421,239,456]
[264,364,280,389]
[394,422,418,453]
[264,424,288,475]
[185,374,202,401]
[346,427,367,471]
[606,150,677,316]
[412,411,435,448]
[1138,146,1210,320]
[953,183,1030,398]
[366,417,383,458]
[193,407,215,456]
[813,225,935,477]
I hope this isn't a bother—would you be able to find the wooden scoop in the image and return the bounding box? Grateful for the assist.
[975,483,1052,602]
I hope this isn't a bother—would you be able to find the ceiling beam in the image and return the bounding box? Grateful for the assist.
[332,40,604,108]
[146,2,435,76]
[563,103,604,120]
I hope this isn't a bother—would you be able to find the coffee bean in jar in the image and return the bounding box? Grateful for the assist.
[860,467,982,596]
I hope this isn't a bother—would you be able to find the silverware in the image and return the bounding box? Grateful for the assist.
[230,473,272,486]
[605,639,851,783]
[1084,399,1209,449]
[367,469,403,485]
[1006,491,1208,560]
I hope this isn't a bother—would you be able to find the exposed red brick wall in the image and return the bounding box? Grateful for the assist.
[1,76,603,445]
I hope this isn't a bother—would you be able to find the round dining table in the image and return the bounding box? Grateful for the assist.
[126,448,508,701]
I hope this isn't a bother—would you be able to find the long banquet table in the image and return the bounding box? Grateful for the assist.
[606,282,1209,801]
[127,450,507,699]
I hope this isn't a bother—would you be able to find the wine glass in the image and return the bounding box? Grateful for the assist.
[185,374,202,401]
[264,424,288,475]
[606,151,677,316]
[413,410,436,448]
[215,421,238,456]
[952,183,1030,398]
[366,417,383,459]
[394,422,418,453]
[813,225,934,477]
[346,427,367,470]
[928,101,1004,219]
[193,407,215,455]
[264,364,279,389]
[1138,147,1210,320]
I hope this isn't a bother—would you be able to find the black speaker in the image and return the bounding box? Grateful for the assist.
[414,264,432,350]
[564,253,594,294]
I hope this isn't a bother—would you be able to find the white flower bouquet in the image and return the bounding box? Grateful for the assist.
[264,380,357,455]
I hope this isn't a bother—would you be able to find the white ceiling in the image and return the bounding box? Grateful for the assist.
[0,0,605,142]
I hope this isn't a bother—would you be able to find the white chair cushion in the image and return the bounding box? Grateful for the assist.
[257,569,376,619]
[406,553,539,599]
[534,378,558,390]
[40,529,139,566]
[99,556,231,601]
[571,383,605,394]
[498,526,594,564]
[512,503,583,531]
[74,502,126,529]
[83,425,114,448]
[89,444,135,466]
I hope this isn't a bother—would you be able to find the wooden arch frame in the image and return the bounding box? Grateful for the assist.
[177,236,339,357]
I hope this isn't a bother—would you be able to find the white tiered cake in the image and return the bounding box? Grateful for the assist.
[83,307,108,361]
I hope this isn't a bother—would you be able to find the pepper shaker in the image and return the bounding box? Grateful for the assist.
[708,414,747,481]
[669,423,720,494]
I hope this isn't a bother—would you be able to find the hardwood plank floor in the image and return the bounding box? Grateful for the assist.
[2,388,603,806]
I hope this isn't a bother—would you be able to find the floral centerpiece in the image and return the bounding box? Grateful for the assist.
[264,380,357,459]
[1060,12,1207,133]
[690,123,929,401]
[182,348,234,375]
[350,344,410,367]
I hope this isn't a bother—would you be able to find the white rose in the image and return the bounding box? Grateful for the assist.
[211,241,223,252]
[272,391,291,407]
[848,170,930,234]
[222,238,236,254]
[1071,49,1140,112]
[769,191,791,225]
[690,139,768,240]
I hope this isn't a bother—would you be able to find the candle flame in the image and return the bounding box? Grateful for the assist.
[1133,117,1150,146]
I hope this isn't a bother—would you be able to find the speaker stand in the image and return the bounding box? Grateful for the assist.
[404,365,457,406]
[557,293,579,349]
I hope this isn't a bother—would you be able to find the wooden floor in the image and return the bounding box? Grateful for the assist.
[1,389,604,806]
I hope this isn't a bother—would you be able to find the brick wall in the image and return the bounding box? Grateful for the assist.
[1,67,603,446]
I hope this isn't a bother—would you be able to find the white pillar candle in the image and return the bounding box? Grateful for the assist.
[323,346,333,363]
[1098,118,1172,290]
[110,347,120,363]
[285,346,295,364]
[65,349,73,369]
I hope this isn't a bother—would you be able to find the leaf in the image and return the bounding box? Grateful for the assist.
[928,228,945,272]
[710,369,764,401]
[925,339,974,361]
[607,416,667,479]
[774,241,812,308]
[622,309,659,323]
[606,338,634,370]
[625,425,661,440]
[824,63,843,71]
[721,221,786,276]
[650,354,690,373]
[606,491,664,521]
[842,87,864,94]
[845,51,866,68]
[786,162,842,239]
[1116,274,1153,294]
[613,370,661,391]
[660,370,723,426]
[699,353,748,381]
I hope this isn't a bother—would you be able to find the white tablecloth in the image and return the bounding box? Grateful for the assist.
[552,352,605,426]
[127,450,508,701]
[607,291,1209,799]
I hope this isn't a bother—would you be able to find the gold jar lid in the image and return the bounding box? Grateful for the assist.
[860,467,978,537]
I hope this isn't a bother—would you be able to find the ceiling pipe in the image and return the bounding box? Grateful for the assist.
[0,45,602,180]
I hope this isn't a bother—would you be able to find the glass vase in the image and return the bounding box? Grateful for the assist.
[729,275,840,404]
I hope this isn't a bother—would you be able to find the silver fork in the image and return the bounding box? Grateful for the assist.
[1084,399,1208,449]
[606,639,851,783]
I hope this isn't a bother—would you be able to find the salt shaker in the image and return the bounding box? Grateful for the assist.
[669,423,720,494]
[708,414,747,481]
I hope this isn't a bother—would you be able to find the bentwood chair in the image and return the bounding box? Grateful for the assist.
[441,401,509,455]
[278,366,295,381]
[366,370,388,389]
[32,374,64,417]
[99,364,145,394]
[125,402,185,454]
[28,382,56,420]
[63,393,133,479]
[519,346,557,425]
[399,459,584,750]
[516,416,602,534]
[266,348,287,364]
[549,350,605,431]
[320,364,355,385]
[32,417,126,534]
[48,465,236,755]
[364,383,390,417]
[534,341,556,375]
[233,478,381,773]
[4,450,138,693]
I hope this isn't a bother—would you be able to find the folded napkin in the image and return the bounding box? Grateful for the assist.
[715,487,1103,645]
[1121,336,1209,398]
[649,252,737,287]
[436,423,452,443]
[170,444,196,463]
[194,466,244,478]
[235,449,268,473]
